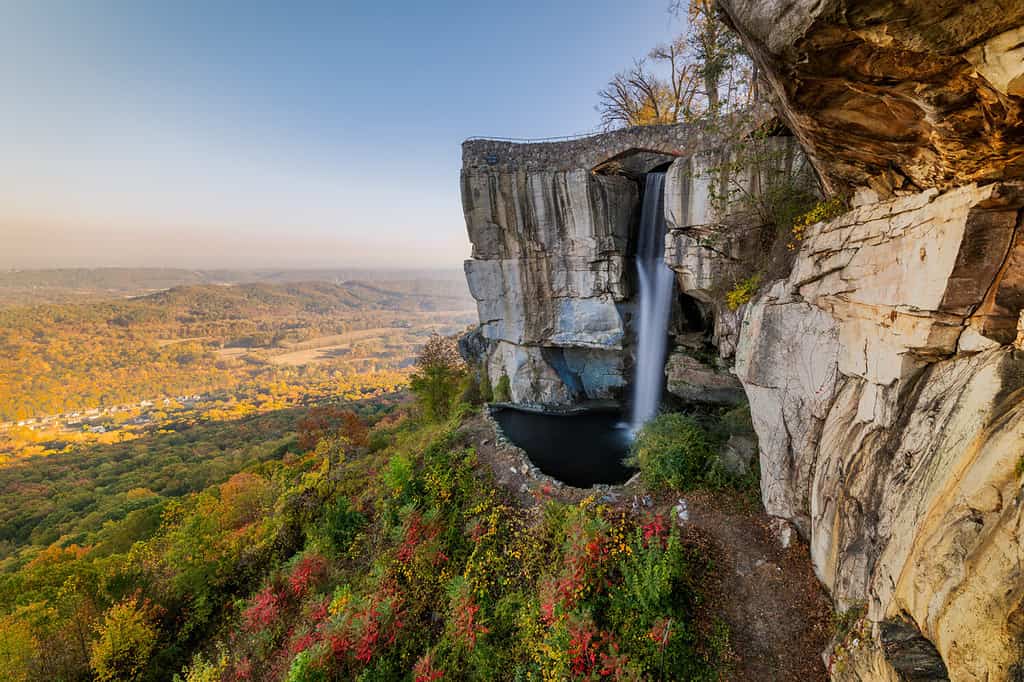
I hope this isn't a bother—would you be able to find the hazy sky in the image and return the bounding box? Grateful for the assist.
[0,1,679,270]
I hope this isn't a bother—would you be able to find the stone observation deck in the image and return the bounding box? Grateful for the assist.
[462,123,699,172]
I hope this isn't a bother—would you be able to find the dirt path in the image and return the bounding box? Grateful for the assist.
[684,491,832,681]
[460,412,833,681]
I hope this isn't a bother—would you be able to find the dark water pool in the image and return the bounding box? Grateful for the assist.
[492,408,636,487]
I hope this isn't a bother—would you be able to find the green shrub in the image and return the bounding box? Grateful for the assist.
[493,371,511,403]
[285,648,329,682]
[725,273,761,311]
[315,497,365,553]
[479,367,493,403]
[410,334,466,421]
[629,414,718,491]
[382,453,415,497]
[458,372,482,407]
[719,403,755,436]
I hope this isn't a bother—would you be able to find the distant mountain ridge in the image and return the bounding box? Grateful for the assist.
[0,267,471,307]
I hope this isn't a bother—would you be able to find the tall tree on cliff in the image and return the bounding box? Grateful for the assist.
[597,0,754,128]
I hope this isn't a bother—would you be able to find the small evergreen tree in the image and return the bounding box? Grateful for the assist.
[493,371,511,403]
[479,366,494,403]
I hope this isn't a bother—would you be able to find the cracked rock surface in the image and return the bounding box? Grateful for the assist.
[735,183,1024,681]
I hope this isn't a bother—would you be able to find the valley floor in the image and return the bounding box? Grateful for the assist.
[465,412,833,681]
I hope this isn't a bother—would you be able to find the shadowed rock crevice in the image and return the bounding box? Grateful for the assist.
[879,617,950,681]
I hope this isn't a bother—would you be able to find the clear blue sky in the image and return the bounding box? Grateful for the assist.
[0,1,680,270]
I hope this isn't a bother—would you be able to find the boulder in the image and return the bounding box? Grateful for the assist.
[719,434,757,479]
[664,350,746,405]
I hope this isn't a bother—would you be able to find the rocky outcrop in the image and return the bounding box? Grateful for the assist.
[663,134,815,398]
[462,167,637,405]
[735,182,1024,680]
[716,0,1024,197]
[713,5,1024,677]
[461,124,788,407]
[664,351,745,405]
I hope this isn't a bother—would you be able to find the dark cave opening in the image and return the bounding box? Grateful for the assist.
[676,292,709,335]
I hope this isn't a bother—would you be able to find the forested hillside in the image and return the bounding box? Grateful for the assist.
[0,280,474,465]
[0,268,471,307]
[0,342,738,681]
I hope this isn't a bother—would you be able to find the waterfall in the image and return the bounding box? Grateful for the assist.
[630,172,674,430]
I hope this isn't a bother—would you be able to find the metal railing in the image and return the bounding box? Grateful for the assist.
[463,128,606,144]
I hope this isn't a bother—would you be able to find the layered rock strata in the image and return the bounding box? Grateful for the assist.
[717,0,1024,197]
[461,164,637,405]
[735,182,1024,680]
[461,124,761,407]
[714,3,1024,677]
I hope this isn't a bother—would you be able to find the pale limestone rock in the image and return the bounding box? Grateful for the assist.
[487,341,571,407]
[790,182,1024,386]
[957,326,1001,354]
[462,167,636,405]
[663,350,745,406]
[965,26,1024,97]
[735,279,841,529]
[736,182,1024,680]
[811,350,1024,681]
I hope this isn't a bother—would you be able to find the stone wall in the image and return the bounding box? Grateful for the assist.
[463,124,699,173]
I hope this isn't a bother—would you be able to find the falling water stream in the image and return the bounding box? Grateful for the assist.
[630,173,674,430]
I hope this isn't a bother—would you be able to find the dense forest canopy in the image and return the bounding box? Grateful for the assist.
[0,280,474,423]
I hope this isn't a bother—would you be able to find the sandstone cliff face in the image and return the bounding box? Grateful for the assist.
[735,183,1024,679]
[717,0,1024,197]
[717,3,1024,677]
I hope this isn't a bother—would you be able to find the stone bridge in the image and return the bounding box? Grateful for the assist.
[462,123,700,173]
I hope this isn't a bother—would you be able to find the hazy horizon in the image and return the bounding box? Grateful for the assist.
[0,1,679,270]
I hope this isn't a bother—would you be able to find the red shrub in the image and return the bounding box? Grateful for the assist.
[567,615,602,676]
[289,630,318,656]
[396,513,440,564]
[451,595,489,650]
[648,616,673,650]
[642,514,669,547]
[330,587,405,665]
[599,640,637,680]
[289,554,328,598]
[232,657,253,680]
[243,586,284,632]
[307,597,330,627]
[413,651,444,682]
